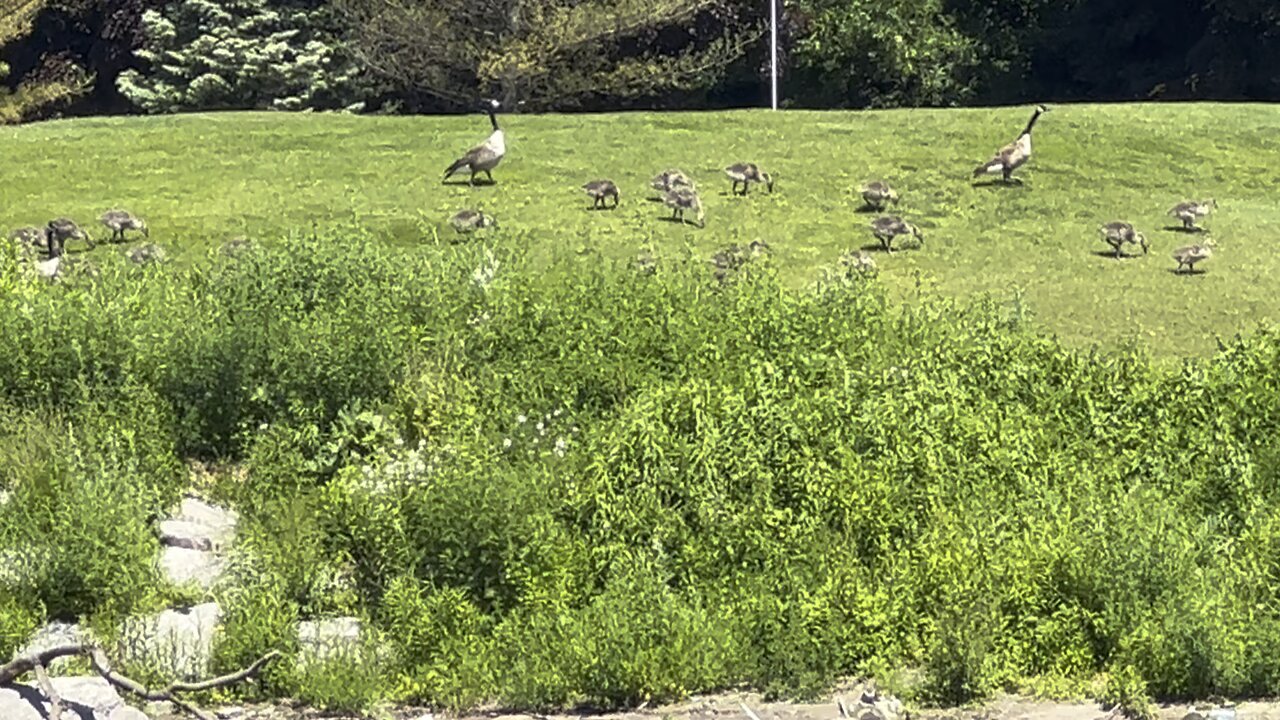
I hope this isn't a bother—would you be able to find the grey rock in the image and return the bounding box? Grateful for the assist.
[117,602,222,679]
[0,676,131,720]
[161,497,238,551]
[18,621,92,672]
[159,545,227,590]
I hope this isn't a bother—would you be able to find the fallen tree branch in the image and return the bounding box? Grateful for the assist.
[1,643,281,720]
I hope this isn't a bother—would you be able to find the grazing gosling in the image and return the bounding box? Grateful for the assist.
[1172,238,1216,274]
[869,216,924,253]
[442,99,506,186]
[1099,221,1149,258]
[859,181,899,211]
[10,226,50,253]
[972,104,1048,183]
[127,243,167,265]
[723,163,775,195]
[1168,199,1217,231]
[651,169,694,193]
[582,180,620,209]
[662,187,705,227]
[46,218,93,250]
[450,209,497,233]
[99,210,149,243]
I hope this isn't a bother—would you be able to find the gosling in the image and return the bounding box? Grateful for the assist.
[582,180,620,209]
[662,188,705,228]
[651,169,694,194]
[46,218,93,251]
[859,181,899,211]
[724,163,774,196]
[450,209,497,233]
[1168,199,1216,231]
[1099,221,1148,258]
[100,210,149,243]
[869,216,924,253]
[1172,238,1215,274]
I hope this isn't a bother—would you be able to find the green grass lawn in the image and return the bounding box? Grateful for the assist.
[3,103,1278,357]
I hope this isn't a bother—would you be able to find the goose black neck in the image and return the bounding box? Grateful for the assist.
[488,109,499,131]
[1022,109,1043,136]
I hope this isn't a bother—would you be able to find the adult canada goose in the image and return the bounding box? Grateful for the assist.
[1172,238,1215,274]
[443,99,506,186]
[662,187,704,227]
[870,216,924,253]
[972,104,1048,183]
[46,218,93,250]
[36,228,63,280]
[651,169,694,194]
[1099,221,1149,258]
[859,181,899,211]
[724,163,774,195]
[450,209,497,233]
[582,180,620,209]
[100,210,149,242]
[1168,199,1217,231]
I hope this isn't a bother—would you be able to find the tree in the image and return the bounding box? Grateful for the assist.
[116,0,372,113]
[334,0,764,111]
[0,0,91,123]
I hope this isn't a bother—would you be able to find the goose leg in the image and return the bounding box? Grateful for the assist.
[485,170,494,184]
[469,170,478,186]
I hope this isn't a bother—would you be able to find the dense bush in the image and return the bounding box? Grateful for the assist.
[4,233,1280,710]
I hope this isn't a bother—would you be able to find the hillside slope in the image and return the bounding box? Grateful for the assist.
[2,104,1277,356]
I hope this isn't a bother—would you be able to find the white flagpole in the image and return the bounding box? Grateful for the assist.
[770,0,779,110]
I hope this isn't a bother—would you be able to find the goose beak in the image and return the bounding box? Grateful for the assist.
[142,224,150,238]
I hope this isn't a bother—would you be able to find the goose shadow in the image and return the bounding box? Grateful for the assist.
[855,205,889,214]
[1090,250,1146,260]
[1163,225,1205,233]
[860,243,898,253]
[1169,267,1209,275]
[971,179,1028,189]
[442,178,497,187]
[657,216,704,228]
[585,205,619,212]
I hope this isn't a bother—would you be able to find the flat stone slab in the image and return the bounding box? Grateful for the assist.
[0,675,147,720]
[297,616,363,666]
[160,496,238,551]
[159,545,227,590]
[118,602,222,680]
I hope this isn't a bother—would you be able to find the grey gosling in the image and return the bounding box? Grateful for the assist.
[710,240,770,282]
[662,187,705,227]
[1168,199,1217,231]
[1099,221,1149,258]
[1172,238,1215,274]
[869,216,924,253]
[724,163,774,195]
[582,180,620,209]
[10,226,50,253]
[100,210,149,242]
[450,209,497,233]
[127,243,167,265]
[973,104,1048,183]
[46,218,93,250]
[860,181,899,211]
[651,169,694,194]
[443,99,506,186]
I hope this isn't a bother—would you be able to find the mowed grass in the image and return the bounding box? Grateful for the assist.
[3,103,1279,357]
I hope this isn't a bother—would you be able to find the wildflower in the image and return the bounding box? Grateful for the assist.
[517,414,527,424]
[394,436,404,446]
[502,438,513,450]
[554,438,568,457]
[536,421,545,433]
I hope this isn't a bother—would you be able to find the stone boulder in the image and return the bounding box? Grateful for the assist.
[0,676,147,720]
[157,496,238,590]
[117,602,222,680]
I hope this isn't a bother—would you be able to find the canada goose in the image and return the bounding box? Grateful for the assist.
[443,99,506,186]
[100,210,148,242]
[1168,199,1217,231]
[126,243,166,265]
[662,187,704,227]
[839,249,878,275]
[36,228,64,280]
[869,216,924,253]
[1099,221,1148,258]
[724,163,774,195]
[710,240,770,282]
[972,104,1048,183]
[46,218,93,250]
[651,169,694,193]
[582,180,620,209]
[859,181,899,211]
[450,209,497,233]
[1172,238,1215,273]
[10,226,49,252]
